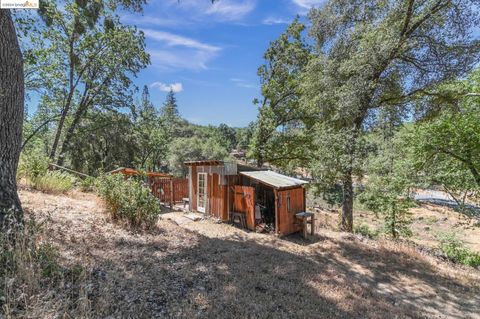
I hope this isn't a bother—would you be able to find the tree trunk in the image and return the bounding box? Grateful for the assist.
[0,9,24,228]
[341,171,353,232]
[340,119,363,232]
[49,87,73,160]
[49,36,75,160]
[56,100,89,166]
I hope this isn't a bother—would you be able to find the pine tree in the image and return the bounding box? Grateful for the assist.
[160,89,180,121]
[139,85,156,119]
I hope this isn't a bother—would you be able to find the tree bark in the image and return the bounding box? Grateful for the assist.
[49,34,76,160]
[0,9,24,228]
[340,118,363,232]
[341,171,353,232]
[56,99,89,166]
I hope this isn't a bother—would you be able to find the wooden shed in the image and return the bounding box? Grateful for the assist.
[185,160,308,236]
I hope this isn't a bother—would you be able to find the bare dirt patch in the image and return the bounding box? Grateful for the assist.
[18,189,480,318]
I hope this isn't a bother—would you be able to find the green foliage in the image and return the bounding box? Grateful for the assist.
[353,223,379,239]
[236,122,255,150]
[359,129,416,238]
[68,111,139,175]
[160,90,180,123]
[134,86,167,171]
[250,19,311,167]
[217,123,237,150]
[167,136,230,177]
[436,233,480,267]
[96,174,161,228]
[17,147,49,180]
[17,148,75,193]
[79,176,96,192]
[360,182,414,238]
[19,0,150,163]
[31,171,76,194]
[318,184,343,208]
[402,72,480,205]
[248,0,480,231]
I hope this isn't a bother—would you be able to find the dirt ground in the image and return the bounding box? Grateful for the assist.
[19,188,480,319]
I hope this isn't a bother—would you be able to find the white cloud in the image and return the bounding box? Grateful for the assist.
[149,49,217,71]
[160,0,255,22]
[121,14,180,27]
[291,0,325,8]
[206,0,256,20]
[143,29,221,52]
[292,0,326,14]
[230,78,257,89]
[262,16,290,25]
[150,82,184,93]
[144,29,221,70]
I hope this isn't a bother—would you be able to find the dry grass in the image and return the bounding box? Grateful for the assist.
[8,188,480,318]
[312,200,480,254]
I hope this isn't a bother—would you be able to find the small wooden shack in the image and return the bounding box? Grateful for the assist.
[185,160,308,236]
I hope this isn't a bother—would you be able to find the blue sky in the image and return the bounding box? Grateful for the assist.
[120,0,324,127]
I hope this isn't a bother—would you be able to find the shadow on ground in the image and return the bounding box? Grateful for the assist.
[83,224,479,319]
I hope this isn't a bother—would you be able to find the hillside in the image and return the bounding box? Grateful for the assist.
[14,188,480,318]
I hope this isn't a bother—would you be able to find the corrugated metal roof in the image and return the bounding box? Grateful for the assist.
[239,170,308,189]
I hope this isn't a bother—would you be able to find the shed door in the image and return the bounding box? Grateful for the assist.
[233,185,255,230]
[277,188,304,235]
[197,173,207,213]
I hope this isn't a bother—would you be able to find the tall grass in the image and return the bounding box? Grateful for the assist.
[30,171,75,194]
[0,215,92,317]
[96,174,161,228]
[17,150,75,194]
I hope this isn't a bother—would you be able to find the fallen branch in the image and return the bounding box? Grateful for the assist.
[49,163,92,179]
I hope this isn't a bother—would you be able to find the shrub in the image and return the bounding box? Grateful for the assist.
[353,223,379,239]
[79,176,96,192]
[17,148,49,181]
[17,149,76,193]
[31,171,75,194]
[436,233,480,267]
[96,174,161,228]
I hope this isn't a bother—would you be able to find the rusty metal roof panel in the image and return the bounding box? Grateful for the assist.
[239,170,308,189]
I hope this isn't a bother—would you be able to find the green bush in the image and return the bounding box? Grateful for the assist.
[79,176,96,192]
[31,171,75,194]
[17,148,49,180]
[353,223,379,239]
[18,149,76,193]
[436,233,480,267]
[96,174,161,228]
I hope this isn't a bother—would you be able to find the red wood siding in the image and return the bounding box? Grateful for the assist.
[233,185,255,230]
[277,187,305,236]
[151,178,188,203]
[208,173,228,220]
[191,166,197,211]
